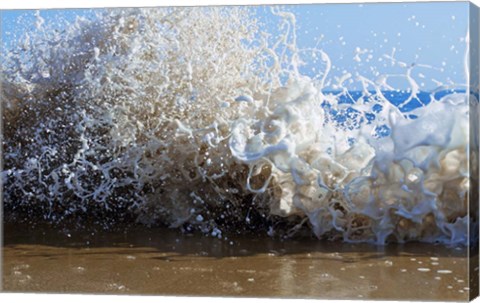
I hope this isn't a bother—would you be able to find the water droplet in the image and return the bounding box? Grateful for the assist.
[417,268,431,272]
[437,270,452,274]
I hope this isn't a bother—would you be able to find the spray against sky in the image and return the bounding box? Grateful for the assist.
[0,3,474,243]
[1,2,469,90]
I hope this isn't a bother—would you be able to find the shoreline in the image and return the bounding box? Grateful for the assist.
[2,223,470,300]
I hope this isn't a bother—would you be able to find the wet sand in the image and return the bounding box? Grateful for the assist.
[1,223,471,301]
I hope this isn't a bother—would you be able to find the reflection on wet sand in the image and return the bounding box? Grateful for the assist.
[2,224,470,300]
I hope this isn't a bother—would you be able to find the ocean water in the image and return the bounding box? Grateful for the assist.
[1,6,474,244]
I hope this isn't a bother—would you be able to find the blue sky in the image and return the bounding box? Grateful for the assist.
[1,2,469,90]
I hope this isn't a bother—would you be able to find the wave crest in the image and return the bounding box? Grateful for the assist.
[1,7,471,244]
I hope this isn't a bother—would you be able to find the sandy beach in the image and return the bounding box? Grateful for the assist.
[2,223,472,301]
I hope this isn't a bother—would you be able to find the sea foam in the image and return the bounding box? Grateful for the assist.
[1,7,473,244]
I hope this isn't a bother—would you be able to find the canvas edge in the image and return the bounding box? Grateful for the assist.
[469,1,480,301]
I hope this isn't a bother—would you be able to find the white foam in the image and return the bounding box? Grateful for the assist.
[1,7,472,244]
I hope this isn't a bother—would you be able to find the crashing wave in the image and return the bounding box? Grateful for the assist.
[1,7,472,244]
